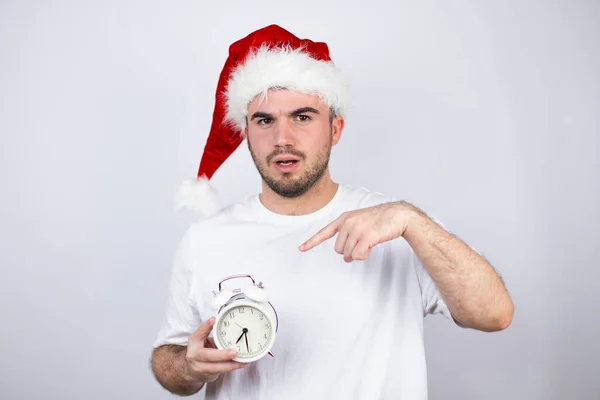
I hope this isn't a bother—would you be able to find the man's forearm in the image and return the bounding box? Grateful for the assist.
[151,345,204,396]
[402,205,514,331]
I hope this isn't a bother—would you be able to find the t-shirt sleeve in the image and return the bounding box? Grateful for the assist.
[407,215,454,321]
[410,246,453,320]
[153,228,202,348]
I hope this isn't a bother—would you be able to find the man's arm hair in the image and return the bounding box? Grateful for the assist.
[150,344,204,396]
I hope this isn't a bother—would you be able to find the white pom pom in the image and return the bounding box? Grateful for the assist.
[174,177,220,217]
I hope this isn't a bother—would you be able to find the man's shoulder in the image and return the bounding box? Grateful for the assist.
[337,183,396,210]
[187,194,257,230]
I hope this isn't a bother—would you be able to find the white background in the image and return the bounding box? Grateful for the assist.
[1,1,599,399]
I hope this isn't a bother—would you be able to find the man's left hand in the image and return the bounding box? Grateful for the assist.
[299,201,421,262]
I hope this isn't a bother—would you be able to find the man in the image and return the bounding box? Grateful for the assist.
[150,24,514,399]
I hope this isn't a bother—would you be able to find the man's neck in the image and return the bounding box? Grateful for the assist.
[259,175,339,216]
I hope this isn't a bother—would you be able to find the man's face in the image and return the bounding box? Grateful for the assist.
[245,89,343,198]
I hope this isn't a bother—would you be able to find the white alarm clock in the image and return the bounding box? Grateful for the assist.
[211,274,278,363]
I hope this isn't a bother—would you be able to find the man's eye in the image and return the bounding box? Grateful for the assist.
[296,115,310,122]
[258,118,272,125]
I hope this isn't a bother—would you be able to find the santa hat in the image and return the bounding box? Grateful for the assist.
[175,24,348,216]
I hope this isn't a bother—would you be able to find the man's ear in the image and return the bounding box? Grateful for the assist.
[242,117,248,139]
[331,116,344,146]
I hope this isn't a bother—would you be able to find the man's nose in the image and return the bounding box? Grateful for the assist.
[273,119,295,147]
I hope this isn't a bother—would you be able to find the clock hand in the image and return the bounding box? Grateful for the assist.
[236,327,248,344]
[245,331,249,352]
[236,331,244,344]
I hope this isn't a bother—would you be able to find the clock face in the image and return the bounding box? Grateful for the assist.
[215,304,274,359]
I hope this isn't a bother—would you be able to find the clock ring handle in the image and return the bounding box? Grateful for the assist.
[218,274,257,291]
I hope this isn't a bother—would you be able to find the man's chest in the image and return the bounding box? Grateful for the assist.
[192,230,407,349]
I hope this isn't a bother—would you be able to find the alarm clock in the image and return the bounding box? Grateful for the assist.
[211,274,278,363]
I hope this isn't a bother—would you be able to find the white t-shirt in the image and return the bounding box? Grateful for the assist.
[153,184,454,399]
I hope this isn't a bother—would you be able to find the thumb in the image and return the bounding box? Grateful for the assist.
[189,316,216,344]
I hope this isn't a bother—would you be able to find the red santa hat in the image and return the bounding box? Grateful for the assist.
[175,24,348,216]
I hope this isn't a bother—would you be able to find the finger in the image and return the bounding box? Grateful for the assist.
[343,233,360,262]
[352,239,373,261]
[196,347,239,363]
[299,219,341,251]
[193,360,248,376]
[189,317,216,343]
[334,225,351,255]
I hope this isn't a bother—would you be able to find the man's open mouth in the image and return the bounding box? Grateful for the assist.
[276,160,299,166]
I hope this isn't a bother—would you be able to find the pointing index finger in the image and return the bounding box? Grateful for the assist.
[299,219,340,251]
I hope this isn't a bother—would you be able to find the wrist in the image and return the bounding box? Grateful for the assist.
[182,354,207,389]
[182,369,206,393]
[394,201,427,239]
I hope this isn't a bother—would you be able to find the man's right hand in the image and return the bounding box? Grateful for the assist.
[184,317,248,384]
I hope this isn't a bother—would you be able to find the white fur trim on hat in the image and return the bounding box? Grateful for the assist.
[174,177,220,217]
[224,45,348,132]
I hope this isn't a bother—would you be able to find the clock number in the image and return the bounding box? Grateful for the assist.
[227,340,232,346]
[259,313,264,320]
[258,343,263,350]
[248,346,252,353]
[220,331,226,336]
[229,312,235,319]
[263,334,267,339]
[250,308,254,314]
[237,345,241,352]
[224,321,230,327]
[239,307,245,314]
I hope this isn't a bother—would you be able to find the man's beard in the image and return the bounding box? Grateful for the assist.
[248,137,332,199]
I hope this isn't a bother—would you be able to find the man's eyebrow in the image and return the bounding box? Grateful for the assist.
[250,112,274,121]
[289,107,319,116]
[250,107,319,121]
